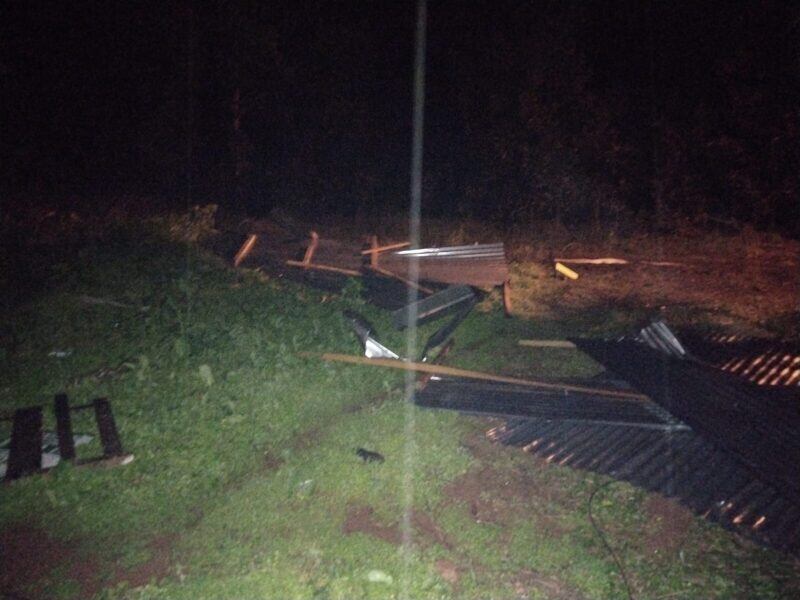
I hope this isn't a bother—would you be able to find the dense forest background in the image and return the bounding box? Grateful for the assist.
[2,0,798,233]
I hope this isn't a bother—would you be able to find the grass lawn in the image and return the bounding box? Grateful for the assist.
[1,219,798,599]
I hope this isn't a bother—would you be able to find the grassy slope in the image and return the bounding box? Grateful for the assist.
[1,225,798,599]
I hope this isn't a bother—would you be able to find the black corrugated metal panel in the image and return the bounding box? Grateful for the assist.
[488,419,800,553]
[679,332,800,387]
[631,319,800,387]
[572,339,800,507]
[414,377,682,429]
[392,285,476,329]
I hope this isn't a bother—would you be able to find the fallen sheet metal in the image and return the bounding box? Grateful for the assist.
[378,243,509,288]
[415,377,683,429]
[392,285,476,330]
[632,319,800,387]
[489,418,800,553]
[634,319,688,358]
[573,339,800,503]
[680,331,800,387]
[431,318,800,554]
[342,310,400,360]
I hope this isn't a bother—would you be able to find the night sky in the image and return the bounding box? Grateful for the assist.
[2,1,798,228]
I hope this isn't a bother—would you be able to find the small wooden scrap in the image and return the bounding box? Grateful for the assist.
[554,262,579,280]
[233,234,258,267]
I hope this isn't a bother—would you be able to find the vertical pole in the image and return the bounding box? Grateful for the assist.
[402,1,427,598]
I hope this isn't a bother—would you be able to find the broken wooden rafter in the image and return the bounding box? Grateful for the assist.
[285,230,363,277]
[233,234,258,267]
[285,260,362,277]
[518,339,578,349]
[300,352,650,402]
[554,257,684,267]
[360,240,411,255]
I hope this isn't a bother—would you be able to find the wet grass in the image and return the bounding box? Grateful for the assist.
[1,220,798,599]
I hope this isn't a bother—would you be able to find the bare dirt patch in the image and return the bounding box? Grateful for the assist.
[342,504,402,545]
[434,558,460,585]
[0,525,102,599]
[442,463,569,537]
[341,504,455,550]
[642,494,696,556]
[111,534,177,589]
[509,231,799,335]
[510,568,589,600]
[0,525,180,599]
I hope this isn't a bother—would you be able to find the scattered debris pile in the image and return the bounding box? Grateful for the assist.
[235,222,799,556]
[451,321,800,554]
[232,227,510,312]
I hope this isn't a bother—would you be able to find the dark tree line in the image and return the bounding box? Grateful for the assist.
[2,1,798,234]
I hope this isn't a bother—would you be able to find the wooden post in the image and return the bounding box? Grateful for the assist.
[503,279,512,316]
[369,235,379,269]
[302,231,319,266]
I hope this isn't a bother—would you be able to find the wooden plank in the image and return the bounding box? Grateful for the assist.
[94,398,124,457]
[503,279,512,316]
[6,407,42,480]
[553,257,684,267]
[369,235,379,268]
[233,234,258,267]
[518,339,578,349]
[54,393,76,460]
[285,260,361,277]
[302,231,319,265]
[301,352,650,401]
[360,241,410,255]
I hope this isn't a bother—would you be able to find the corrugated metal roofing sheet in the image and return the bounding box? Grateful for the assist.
[488,419,800,553]
[415,377,683,429]
[680,332,800,387]
[572,339,800,505]
[380,243,509,287]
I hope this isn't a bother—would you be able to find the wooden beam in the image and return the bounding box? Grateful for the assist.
[369,235,379,268]
[360,241,411,255]
[286,260,361,277]
[301,352,649,402]
[518,340,577,349]
[503,279,512,316]
[553,257,684,267]
[302,231,320,266]
[54,394,75,460]
[233,234,258,267]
